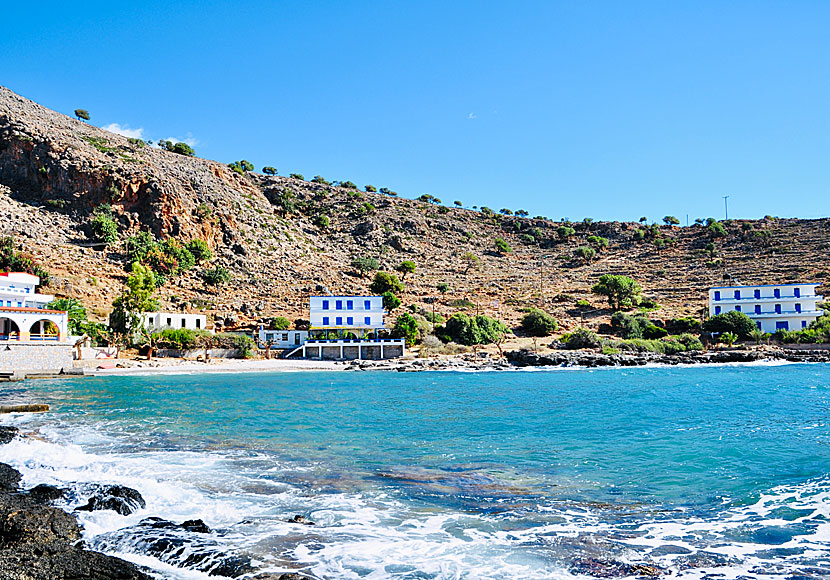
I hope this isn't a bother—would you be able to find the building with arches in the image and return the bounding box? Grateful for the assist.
[0,272,69,342]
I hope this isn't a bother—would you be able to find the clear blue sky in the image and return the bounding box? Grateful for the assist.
[3,1,829,222]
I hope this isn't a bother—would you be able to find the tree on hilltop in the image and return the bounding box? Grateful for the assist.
[74,109,90,121]
[591,274,642,310]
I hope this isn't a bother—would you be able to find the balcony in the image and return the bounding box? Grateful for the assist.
[713,294,815,304]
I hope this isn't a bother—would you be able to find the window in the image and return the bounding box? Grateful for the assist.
[755,305,761,314]
[267,333,274,341]
[16,302,21,308]
[794,288,801,298]
[347,316,353,325]
[25,288,30,293]
[322,316,329,326]
[735,305,741,312]
[336,300,343,310]
[365,300,372,310]
[734,290,741,300]
[756,321,762,330]
[715,306,722,315]
[282,333,288,341]
[774,288,780,299]
[754,289,761,299]
[714,291,721,301]
[167,317,172,326]
[795,303,801,313]
[347,300,353,310]
[775,304,781,314]
[776,321,788,331]
[364,316,371,325]
[336,316,343,325]
[322,300,329,310]
[196,319,201,329]
[802,320,808,328]
[181,318,187,328]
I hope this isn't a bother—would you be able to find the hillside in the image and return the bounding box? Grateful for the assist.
[0,85,827,339]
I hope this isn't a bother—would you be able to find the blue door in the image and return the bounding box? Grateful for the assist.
[734,290,741,300]
[774,289,780,299]
[794,288,801,298]
[754,289,761,299]
[754,305,761,314]
[795,303,801,313]
[776,321,788,331]
[775,304,781,314]
[714,291,721,301]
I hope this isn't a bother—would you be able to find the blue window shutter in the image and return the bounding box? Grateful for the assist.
[715,306,721,315]
[755,305,761,314]
[336,300,342,310]
[734,290,740,300]
[774,289,780,298]
[754,289,760,299]
[347,300,353,310]
[336,317,342,325]
[322,316,329,325]
[714,291,720,301]
[347,317,353,325]
[365,316,371,325]
[322,300,329,310]
[365,300,371,310]
[735,305,741,312]
[795,303,801,313]
[794,288,801,298]
[775,304,781,314]
[756,322,762,330]
[802,320,807,328]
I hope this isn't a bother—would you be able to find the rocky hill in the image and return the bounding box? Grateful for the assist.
[1,85,827,337]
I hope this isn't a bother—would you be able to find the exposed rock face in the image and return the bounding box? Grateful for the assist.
[0,83,827,339]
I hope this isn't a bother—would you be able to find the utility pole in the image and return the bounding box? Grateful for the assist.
[723,196,729,220]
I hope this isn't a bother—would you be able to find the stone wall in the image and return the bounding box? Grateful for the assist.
[0,343,74,372]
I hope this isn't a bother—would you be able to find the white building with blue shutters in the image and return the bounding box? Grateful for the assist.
[309,295,385,333]
[708,283,822,333]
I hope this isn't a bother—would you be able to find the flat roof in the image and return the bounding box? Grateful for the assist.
[710,283,820,290]
[310,295,382,299]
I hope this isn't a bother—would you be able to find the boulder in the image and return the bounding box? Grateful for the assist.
[0,426,19,445]
[75,485,145,516]
[0,463,21,492]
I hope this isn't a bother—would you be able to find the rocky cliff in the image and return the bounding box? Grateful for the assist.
[0,85,826,333]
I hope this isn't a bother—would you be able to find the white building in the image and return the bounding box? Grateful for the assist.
[0,272,69,342]
[142,312,211,333]
[708,283,822,333]
[257,328,308,349]
[309,295,385,334]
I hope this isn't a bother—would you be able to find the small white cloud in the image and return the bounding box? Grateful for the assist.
[468,112,477,120]
[101,123,144,139]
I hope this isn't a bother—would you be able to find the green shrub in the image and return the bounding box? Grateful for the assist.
[440,313,506,346]
[290,173,305,180]
[610,311,666,339]
[587,235,609,249]
[494,238,511,254]
[563,328,601,349]
[314,215,330,228]
[557,226,576,240]
[351,256,379,276]
[228,160,254,174]
[437,282,450,294]
[123,231,157,264]
[216,332,255,358]
[449,298,475,309]
[160,140,194,156]
[127,137,146,148]
[270,316,291,330]
[666,316,701,333]
[702,310,755,339]
[186,239,212,262]
[591,274,642,310]
[262,166,278,175]
[382,291,401,311]
[396,261,416,278]
[310,175,328,184]
[370,271,404,295]
[708,221,727,238]
[160,238,195,273]
[90,206,119,245]
[663,215,680,225]
[392,313,420,346]
[365,184,377,192]
[521,308,558,336]
[720,331,738,346]
[46,298,88,335]
[202,265,231,286]
[153,328,211,350]
[74,108,90,121]
[574,246,595,263]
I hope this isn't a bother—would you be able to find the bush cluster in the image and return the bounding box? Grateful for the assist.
[0,237,50,283]
[702,310,755,339]
[520,308,558,336]
[611,311,667,339]
[438,313,506,346]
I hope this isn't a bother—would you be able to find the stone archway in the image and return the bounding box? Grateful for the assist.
[0,318,20,339]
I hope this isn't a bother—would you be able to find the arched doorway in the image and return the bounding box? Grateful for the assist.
[0,318,20,340]
[29,319,59,341]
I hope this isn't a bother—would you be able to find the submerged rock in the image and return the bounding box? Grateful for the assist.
[92,516,254,578]
[570,558,665,578]
[27,484,65,504]
[75,484,146,515]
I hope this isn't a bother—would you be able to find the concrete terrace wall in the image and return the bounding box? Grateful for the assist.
[0,343,73,372]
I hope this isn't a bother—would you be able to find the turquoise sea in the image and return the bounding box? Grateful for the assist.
[0,364,829,579]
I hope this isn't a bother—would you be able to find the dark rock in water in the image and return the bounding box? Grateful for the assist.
[0,463,21,491]
[92,516,255,578]
[288,515,315,526]
[75,484,146,515]
[0,426,19,445]
[182,519,212,534]
[27,484,65,504]
[570,558,664,578]
[0,462,151,579]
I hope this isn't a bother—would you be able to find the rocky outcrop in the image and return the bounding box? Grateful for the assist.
[74,484,146,516]
[0,462,152,580]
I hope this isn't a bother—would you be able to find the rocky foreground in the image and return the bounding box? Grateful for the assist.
[0,426,309,580]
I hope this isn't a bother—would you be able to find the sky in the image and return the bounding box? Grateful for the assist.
[2,1,830,222]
